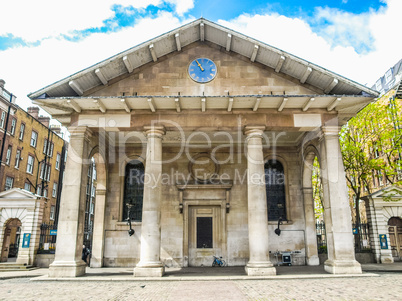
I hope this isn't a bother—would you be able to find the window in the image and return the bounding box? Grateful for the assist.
[14,149,21,168]
[0,111,5,128]
[43,139,47,154]
[265,159,287,221]
[24,182,31,192]
[26,155,34,174]
[55,153,61,170]
[30,131,38,147]
[378,170,384,186]
[37,185,42,196]
[385,69,393,83]
[19,123,25,140]
[10,118,16,135]
[374,144,380,158]
[397,159,402,181]
[52,182,58,197]
[375,79,382,91]
[5,145,12,165]
[40,162,51,181]
[5,177,13,190]
[43,189,48,198]
[123,160,145,221]
[50,206,55,220]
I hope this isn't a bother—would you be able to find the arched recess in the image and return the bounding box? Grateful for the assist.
[119,155,145,222]
[302,144,321,266]
[88,146,108,268]
[387,217,402,261]
[263,155,290,222]
[1,218,22,262]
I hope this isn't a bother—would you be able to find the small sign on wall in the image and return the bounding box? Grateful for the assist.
[50,230,57,236]
[379,234,388,249]
[22,233,31,248]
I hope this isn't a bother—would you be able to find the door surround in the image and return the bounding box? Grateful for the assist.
[177,182,232,267]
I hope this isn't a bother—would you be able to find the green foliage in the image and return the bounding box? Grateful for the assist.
[340,95,402,223]
[312,157,324,220]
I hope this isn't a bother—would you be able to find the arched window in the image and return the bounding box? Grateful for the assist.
[265,159,286,221]
[123,160,145,221]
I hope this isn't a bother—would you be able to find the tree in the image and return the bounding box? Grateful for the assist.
[340,92,402,228]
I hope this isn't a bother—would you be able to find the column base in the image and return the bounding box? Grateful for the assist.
[245,262,276,276]
[306,255,320,266]
[49,260,87,277]
[134,266,165,277]
[324,259,362,274]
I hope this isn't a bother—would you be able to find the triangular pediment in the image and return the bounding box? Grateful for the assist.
[0,188,38,199]
[28,18,379,124]
[367,185,402,201]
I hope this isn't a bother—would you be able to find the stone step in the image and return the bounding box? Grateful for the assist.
[0,263,37,271]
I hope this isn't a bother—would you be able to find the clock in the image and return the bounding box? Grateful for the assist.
[188,58,217,83]
[189,153,219,182]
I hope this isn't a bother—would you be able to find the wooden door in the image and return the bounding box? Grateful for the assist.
[388,217,402,261]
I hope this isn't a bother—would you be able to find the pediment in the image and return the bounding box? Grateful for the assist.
[368,185,402,201]
[0,188,38,199]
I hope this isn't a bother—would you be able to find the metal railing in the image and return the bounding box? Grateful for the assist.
[316,221,371,254]
[37,223,57,254]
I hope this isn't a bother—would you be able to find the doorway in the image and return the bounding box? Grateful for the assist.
[1,219,22,262]
[388,217,402,261]
[188,206,222,267]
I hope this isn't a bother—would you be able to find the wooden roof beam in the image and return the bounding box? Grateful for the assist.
[68,80,83,96]
[302,97,315,112]
[300,67,312,84]
[227,97,233,112]
[123,56,134,73]
[200,22,205,41]
[121,99,131,113]
[175,33,181,51]
[226,33,232,52]
[253,97,261,111]
[175,97,181,113]
[93,99,106,113]
[201,98,206,112]
[149,44,157,62]
[324,78,339,94]
[147,98,156,112]
[278,97,288,112]
[275,56,285,73]
[66,99,81,113]
[250,45,259,62]
[95,68,108,85]
[327,97,342,111]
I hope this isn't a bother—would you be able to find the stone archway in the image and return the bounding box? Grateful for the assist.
[88,149,108,268]
[302,145,321,266]
[1,219,22,262]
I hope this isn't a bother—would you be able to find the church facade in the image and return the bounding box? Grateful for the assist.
[29,19,379,277]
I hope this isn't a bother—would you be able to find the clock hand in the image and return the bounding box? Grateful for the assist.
[195,59,204,71]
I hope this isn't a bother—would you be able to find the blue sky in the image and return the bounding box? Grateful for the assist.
[0,0,399,111]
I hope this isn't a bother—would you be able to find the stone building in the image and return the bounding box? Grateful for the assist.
[29,19,379,277]
[0,80,67,265]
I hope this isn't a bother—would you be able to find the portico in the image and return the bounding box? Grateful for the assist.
[29,18,378,277]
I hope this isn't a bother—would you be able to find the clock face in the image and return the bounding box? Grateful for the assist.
[188,58,217,83]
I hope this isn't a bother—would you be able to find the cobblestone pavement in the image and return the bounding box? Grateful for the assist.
[0,273,401,301]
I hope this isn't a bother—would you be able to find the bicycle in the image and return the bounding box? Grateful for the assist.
[212,256,226,267]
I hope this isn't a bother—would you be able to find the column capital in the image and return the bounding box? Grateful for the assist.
[244,125,266,138]
[143,125,166,138]
[67,126,93,142]
[321,125,342,137]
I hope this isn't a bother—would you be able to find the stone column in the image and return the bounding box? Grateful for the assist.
[302,187,320,265]
[134,125,165,277]
[90,189,107,268]
[319,126,361,274]
[244,126,276,276]
[49,127,92,277]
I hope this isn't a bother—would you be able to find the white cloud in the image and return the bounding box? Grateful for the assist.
[0,1,194,42]
[219,0,401,87]
[0,12,191,109]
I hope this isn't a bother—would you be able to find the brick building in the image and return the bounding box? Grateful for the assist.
[0,79,67,264]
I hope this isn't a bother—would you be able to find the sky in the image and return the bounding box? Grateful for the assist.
[0,0,400,113]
